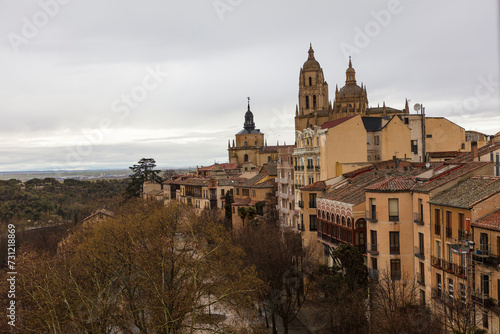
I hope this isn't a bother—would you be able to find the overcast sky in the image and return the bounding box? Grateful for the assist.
[1,0,499,172]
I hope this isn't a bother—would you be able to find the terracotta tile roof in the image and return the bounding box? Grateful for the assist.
[449,142,500,163]
[473,209,500,231]
[429,176,500,208]
[428,151,463,158]
[365,177,417,192]
[300,181,326,191]
[412,161,491,193]
[198,163,239,171]
[82,209,114,223]
[321,115,356,129]
[237,174,275,188]
[260,163,277,176]
[323,161,426,205]
[217,178,244,186]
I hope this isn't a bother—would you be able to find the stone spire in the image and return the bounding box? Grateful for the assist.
[243,97,256,132]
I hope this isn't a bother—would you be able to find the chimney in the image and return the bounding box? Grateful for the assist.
[471,141,478,161]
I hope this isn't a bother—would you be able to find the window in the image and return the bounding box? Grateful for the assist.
[436,240,441,259]
[305,95,309,109]
[242,189,249,196]
[446,211,452,238]
[448,244,453,264]
[308,175,314,185]
[426,134,432,138]
[483,312,489,329]
[236,188,240,195]
[367,136,371,145]
[404,117,409,124]
[244,154,249,162]
[458,213,465,238]
[369,198,376,220]
[481,274,490,296]
[309,193,317,208]
[435,209,441,234]
[448,278,454,298]
[390,259,401,280]
[254,141,258,146]
[221,189,225,196]
[375,135,380,145]
[437,273,442,296]
[390,232,400,254]
[308,77,312,86]
[480,233,489,255]
[252,190,256,197]
[370,230,377,252]
[372,257,378,270]
[460,283,466,304]
[411,140,418,154]
[388,198,399,221]
[313,95,317,109]
[310,215,317,231]
[244,141,247,146]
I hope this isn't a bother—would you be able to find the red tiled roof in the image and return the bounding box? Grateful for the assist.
[365,177,417,192]
[198,163,239,171]
[321,115,357,129]
[428,151,463,158]
[473,209,500,231]
[300,181,326,191]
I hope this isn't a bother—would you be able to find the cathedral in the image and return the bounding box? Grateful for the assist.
[295,44,409,132]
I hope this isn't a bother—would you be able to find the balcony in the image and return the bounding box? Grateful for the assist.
[414,246,425,260]
[307,166,314,172]
[431,256,442,269]
[452,263,466,278]
[280,192,288,199]
[365,210,378,222]
[369,268,379,281]
[281,207,289,215]
[471,290,495,308]
[413,212,424,225]
[442,259,453,273]
[390,246,400,255]
[446,227,452,238]
[416,272,425,286]
[367,243,379,255]
[315,166,320,172]
[434,225,441,235]
[389,215,399,223]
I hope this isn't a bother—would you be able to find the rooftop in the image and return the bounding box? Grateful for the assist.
[429,176,500,208]
[321,115,356,130]
[473,209,500,232]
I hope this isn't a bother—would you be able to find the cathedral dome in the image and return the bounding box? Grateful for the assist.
[339,84,363,97]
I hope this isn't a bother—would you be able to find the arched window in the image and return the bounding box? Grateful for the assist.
[326,212,330,221]
[336,214,340,224]
[268,156,271,162]
[342,217,346,226]
[305,96,309,109]
[244,141,247,147]
[308,77,312,86]
[347,218,351,228]
[313,95,317,109]
[244,154,248,162]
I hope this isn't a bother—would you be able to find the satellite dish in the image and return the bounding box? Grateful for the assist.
[425,162,430,168]
[414,103,421,112]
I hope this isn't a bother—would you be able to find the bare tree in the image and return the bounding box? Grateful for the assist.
[370,270,442,334]
[1,200,262,333]
[234,223,317,334]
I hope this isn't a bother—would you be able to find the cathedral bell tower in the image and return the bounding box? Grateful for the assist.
[295,44,330,131]
[297,44,329,116]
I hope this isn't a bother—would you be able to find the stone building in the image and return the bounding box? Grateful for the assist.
[228,101,278,166]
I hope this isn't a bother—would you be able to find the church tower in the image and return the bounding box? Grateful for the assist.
[295,44,330,131]
[333,57,368,119]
